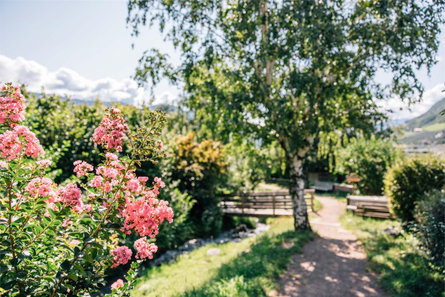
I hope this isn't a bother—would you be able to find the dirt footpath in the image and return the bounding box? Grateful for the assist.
[279,196,387,297]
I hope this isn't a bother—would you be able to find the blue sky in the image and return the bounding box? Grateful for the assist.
[0,0,444,119]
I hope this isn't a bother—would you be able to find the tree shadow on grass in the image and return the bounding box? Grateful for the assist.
[177,230,315,297]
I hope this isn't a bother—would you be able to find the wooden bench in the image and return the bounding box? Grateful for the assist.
[220,189,315,217]
[347,195,393,219]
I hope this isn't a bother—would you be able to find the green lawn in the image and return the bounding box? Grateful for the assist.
[340,212,444,297]
[131,217,315,297]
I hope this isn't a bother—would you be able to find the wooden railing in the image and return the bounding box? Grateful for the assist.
[219,189,315,216]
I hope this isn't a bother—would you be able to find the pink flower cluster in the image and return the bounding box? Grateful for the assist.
[73,160,93,177]
[111,279,124,290]
[37,159,52,168]
[0,125,44,161]
[92,108,128,152]
[25,177,56,200]
[58,183,83,212]
[90,155,126,193]
[154,177,166,189]
[110,246,132,268]
[0,83,26,126]
[121,198,173,238]
[134,237,158,260]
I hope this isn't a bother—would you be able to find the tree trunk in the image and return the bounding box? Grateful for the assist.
[287,153,311,231]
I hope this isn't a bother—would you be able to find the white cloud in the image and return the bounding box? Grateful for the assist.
[380,83,445,120]
[0,54,161,106]
[2,54,441,119]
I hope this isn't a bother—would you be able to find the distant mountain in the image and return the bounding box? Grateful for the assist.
[32,92,180,112]
[398,97,445,145]
[405,97,445,129]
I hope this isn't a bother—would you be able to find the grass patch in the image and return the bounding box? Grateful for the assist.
[131,218,314,297]
[423,122,445,132]
[340,212,444,297]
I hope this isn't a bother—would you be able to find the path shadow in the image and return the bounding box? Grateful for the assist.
[280,236,386,297]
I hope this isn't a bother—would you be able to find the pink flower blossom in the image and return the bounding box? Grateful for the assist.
[25,177,56,199]
[92,109,128,152]
[83,204,93,213]
[105,152,118,161]
[0,83,26,127]
[96,166,119,179]
[153,177,165,189]
[0,161,7,168]
[126,178,140,193]
[0,125,44,161]
[110,246,132,268]
[138,176,149,183]
[111,279,124,290]
[37,159,52,168]
[69,239,81,246]
[62,219,73,228]
[134,237,158,260]
[73,160,93,177]
[103,181,112,193]
[58,183,83,212]
[121,198,173,238]
[90,175,103,188]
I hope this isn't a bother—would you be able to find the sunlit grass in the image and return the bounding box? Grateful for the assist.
[423,122,445,132]
[340,212,444,297]
[131,217,315,297]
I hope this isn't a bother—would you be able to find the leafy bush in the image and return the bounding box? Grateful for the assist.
[155,186,195,253]
[336,136,399,195]
[165,132,227,237]
[0,83,173,296]
[24,91,104,182]
[385,155,445,224]
[414,190,445,270]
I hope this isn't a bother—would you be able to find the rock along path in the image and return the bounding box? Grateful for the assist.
[279,196,387,297]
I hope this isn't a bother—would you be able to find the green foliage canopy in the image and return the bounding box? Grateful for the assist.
[128,0,444,229]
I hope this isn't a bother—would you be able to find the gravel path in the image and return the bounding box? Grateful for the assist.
[279,196,387,297]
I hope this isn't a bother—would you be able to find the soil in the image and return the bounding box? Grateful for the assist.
[279,196,388,297]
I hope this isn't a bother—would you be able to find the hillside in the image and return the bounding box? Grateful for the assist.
[398,97,445,145]
[405,97,445,129]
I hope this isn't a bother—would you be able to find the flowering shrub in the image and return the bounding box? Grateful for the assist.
[166,132,227,237]
[0,83,173,296]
